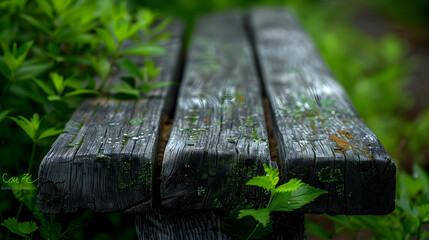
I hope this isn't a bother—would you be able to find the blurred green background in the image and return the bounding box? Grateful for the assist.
[1,0,429,239]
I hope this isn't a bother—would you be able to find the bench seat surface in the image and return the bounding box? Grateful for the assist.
[38,8,395,217]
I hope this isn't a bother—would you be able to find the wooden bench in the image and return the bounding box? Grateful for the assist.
[38,8,396,239]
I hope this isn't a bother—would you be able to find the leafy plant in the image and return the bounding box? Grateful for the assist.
[116,57,176,97]
[306,164,429,240]
[33,72,98,101]
[1,217,38,239]
[0,1,171,239]
[8,113,62,173]
[222,164,327,239]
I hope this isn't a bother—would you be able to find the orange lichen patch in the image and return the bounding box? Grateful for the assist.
[334,150,342,154]
[361,149,373,160]
[329,134,352,151]
[319,119,326,123]
[311,130,317,135]
[237,95,245,104]
[326,128,331,132]
[331,129,374,160]
[203,118,210,124]
[341,130,356,141]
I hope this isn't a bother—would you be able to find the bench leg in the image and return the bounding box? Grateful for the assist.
[271,212,306,240]
[135,211,305,240]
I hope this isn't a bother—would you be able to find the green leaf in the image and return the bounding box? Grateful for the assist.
[52,0,73,14]
[221,206,273,239]
[33,78,56,96]
[238,208,271,227]
[413,164,429,192]
[98,57,111,80]
[96,28,116,53]
[417,204,429,222]
[118,59,143,79]
[36,0,53,19]
[16,41,33,61]
[63,89,99,98]
[20,13,52,35]
[276,178,303,193]
[15,60,53,81]
[245,163,280,192]
[305,220,332,239]
[268,184,327,212]
[140,81,176,94]
[109,84,140,99]
[150,18,171,37]
[150,33,172,43]
[141,58,162,80]
[50,72,65,95]
[119,43,166,56]
[4,178,37,211]
[246,176,274,192]
[121,76,136,88]
[8,115,37,141]
[1,218,38,239]
[38,128,63,141]
[19,221,38,235]
[47,95,62,101]
[264,163,279,188]
[0,108,13,123]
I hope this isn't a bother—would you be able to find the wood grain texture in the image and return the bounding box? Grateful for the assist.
[37,22,184,213]
[248,8,396,215]
[135,211,305,240]
[159,12,276,210]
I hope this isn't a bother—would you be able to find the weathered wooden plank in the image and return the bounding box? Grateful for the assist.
[160,12,275,210]
[248,8,396,215]
[136,211,230,240]
[135,211,305,240]
[37,22,184,213]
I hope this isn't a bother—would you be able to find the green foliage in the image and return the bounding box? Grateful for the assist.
[1,217,38,239]
[0,0,170,239]
[8,113,62,143]
[221,206,273,240]
[306,165,429,239]
[222,164,327,239]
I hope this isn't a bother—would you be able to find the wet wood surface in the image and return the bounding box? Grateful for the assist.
[135,211,305,240]
[248,8,396,214]
[159,11,275,210]
[38,7,395,231]
[37,22,184,213]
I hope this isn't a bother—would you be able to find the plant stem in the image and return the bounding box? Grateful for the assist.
[16,202,23,218]
[416,221,428,240]
[267,191,275,209]
[28,142,37,173]
[246,223,259,240]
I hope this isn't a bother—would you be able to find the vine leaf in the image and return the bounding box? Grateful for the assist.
[269,184,327,212]
[1,217,38,239]
[276,178,303,193]
[238,208,271,227]
[221,206,273,240]
[245,163,279,191]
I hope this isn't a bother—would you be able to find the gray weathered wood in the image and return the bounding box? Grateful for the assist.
[37,23,184,213]
[159,12,276,210]
[248,8,396,214]
[135,211,305,240]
